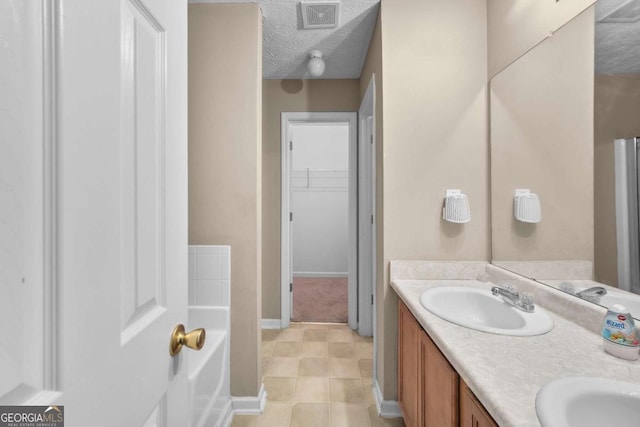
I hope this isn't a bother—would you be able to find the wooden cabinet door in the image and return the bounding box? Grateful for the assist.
[398,300,421,427]
[460,379,498,427]
[421,331,459,427]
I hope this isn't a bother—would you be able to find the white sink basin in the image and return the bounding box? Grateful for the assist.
[419,287,553,336]
[536,377,640,427]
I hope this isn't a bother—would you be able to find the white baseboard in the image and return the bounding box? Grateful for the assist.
[261,318,282,329]
[373,379,402,419]
[231,383,267,415]
[219,400,234,427]
[293,272,348,278]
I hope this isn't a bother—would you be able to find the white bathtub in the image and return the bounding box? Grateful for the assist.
[188,306,231,427]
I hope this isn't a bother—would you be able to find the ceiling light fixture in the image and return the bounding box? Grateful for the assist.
[307,50,326,78]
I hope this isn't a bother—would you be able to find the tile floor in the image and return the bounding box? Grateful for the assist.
[230,323,405,427]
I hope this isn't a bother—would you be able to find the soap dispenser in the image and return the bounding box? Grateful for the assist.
[602,304,640,361]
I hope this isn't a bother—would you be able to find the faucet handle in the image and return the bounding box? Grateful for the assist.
[520,292,534,306]
[519,292,536,312]
[504,283,517,294]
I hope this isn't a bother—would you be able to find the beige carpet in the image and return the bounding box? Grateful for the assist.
[292,277,348,323]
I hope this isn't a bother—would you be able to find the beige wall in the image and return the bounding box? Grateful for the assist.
[594,74,640,287]
[490,8,594,263]
[189,3,262,397]
[487,0,596,77]
[377,0,489,400]
[261,79,361,319]
[188,0,603,406]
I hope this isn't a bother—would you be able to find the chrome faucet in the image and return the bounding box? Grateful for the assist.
[491,285,535,313]
[576,286,607,303]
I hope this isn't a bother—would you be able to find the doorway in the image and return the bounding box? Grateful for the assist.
[281,112,358,328]
[290,122,351,323]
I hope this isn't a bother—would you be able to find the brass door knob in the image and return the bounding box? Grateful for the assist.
[169,324,206,356]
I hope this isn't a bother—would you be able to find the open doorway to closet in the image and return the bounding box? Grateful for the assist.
[291,122,350,323]
[281,112,358,328]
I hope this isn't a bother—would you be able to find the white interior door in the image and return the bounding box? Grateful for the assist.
[0,0,189,426]
[58,0,189,424]
[280,121,293,328]
[357,77,376,337]
[289,124,294,325]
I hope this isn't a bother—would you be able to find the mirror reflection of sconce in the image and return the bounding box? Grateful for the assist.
[443,189,471,223]
[514,189,541,223]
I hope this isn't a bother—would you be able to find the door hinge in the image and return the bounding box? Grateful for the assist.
[290,140,293,150]
[371,214,374,225]
[371,295,374,305]
[370,134,373,144]
[290,212,293,222]
[290,282,293,292]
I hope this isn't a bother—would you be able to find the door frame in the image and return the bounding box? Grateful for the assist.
[280,112,358,329]
[0,0,60,403]
[357,75,376,337]
[42,0,59,392]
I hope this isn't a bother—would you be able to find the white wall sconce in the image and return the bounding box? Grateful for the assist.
[514,189,541,223]
[307,50,326,77]
[443,189,471,223]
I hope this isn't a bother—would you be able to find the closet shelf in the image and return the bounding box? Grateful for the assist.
[293,168,348,191]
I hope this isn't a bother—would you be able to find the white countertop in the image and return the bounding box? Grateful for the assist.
[391,279,640,427]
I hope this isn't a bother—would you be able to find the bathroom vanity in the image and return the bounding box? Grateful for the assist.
[398,299,497,427]
[391,261,640,427]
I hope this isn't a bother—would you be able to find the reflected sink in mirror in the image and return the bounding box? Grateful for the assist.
[536,377,640,427]
[419,287,553,336]
[546,280,640,319]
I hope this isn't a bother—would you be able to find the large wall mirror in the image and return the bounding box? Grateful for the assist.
[490,0,640,318]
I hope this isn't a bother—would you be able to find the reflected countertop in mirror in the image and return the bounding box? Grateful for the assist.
[493,260,640,319]
[490,0,640,320]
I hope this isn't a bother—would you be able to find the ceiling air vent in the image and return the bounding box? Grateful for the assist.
[301,1,340,29]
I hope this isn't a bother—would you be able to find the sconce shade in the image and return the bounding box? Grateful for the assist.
[514,189,541,223]
[443,189,471,223]
[307,50,326,77]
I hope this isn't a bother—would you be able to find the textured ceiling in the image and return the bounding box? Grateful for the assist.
[261,0,379,79]
[189,0,380,79]
[595,0,640,74]
[190,0,640,77]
